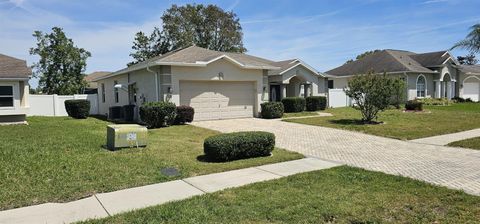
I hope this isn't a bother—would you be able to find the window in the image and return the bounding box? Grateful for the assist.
[0,86,14,107]
[327,80,334,89]
[114,81,119,103]
[101,83,105,103]
[416,75,426,98]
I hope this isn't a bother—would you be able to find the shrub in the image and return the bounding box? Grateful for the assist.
[64,99,90,119]
[405,100,423,111]
[345,73,405,122]
[261,102,284,119]
[466,98,474,103]
[452,97,466,103]
[281,97,306,113]
[306,96,327,111]
[204,131,275,161]
[139,101,176,128]
[417,98,452,106]
[175,105,195,124]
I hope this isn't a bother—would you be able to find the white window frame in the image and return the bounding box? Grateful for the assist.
[0,85,15,109]
[114,81,119,103]
[416,74,427,98]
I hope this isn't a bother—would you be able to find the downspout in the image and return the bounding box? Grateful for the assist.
[146,62,160,102]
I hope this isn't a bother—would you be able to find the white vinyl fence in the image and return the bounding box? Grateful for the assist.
[29,94,98,116]
[328,89,351,108]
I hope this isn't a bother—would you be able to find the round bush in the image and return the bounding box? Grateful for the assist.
[405,100,423,111]
[139,101,176,128]
[175,105,195,124]
[306,96,327,111]
[261,102,284,119]
[64,99,90,119]
[281,97,306,113]
[204,131,275,161]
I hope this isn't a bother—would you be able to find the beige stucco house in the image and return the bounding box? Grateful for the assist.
[0,54,30,123]
[92,46,326,121]
[326,50,480,101]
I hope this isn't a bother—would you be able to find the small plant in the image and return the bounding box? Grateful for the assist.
[281,97,306,113]
[203,131,275,161]
[452,97,466,103]
[64,99,90,119]
[405,100,423,111]
[139,101,176,128]
[261,102,284,119]
[175,105,195,124]
[306,96,327,111]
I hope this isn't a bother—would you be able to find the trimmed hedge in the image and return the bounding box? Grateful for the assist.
[204,131,275,161]
[261,102,284,119]
[281,97,306,113]
[306,96,327,111]
[405,100,423,111]
[64,99,90,119]
[139,101,176,128]
[175,105,195,124]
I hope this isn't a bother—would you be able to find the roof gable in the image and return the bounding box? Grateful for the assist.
[269,59,324,77]
[0,54,31,79]
[97,46,279,81]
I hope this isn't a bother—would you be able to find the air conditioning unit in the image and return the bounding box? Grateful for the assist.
[106,124,147,150]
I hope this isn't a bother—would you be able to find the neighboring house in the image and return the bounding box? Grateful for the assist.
[0,54,30,123]
[84,71,111,94]
[93,46,280,121]
[326,50,480,101]
[268,59,327,101]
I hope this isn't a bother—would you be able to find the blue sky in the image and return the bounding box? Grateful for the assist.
[1,0,479,87]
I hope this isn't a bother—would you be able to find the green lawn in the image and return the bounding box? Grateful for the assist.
[282,111,319,118]
[82,166,480,224]
[285,103,480,140]
[448,137,480,150]
[0,117,302,210]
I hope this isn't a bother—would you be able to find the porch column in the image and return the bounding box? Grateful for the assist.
[435,81,441,98]
[281,85,286,99]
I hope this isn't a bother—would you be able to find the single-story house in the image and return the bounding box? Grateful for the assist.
[0,53,30,123]
[84,71,111,94]
[92,46,326,121]
[326,49,480,101]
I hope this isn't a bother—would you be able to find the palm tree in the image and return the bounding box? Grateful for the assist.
[451,24,480,53]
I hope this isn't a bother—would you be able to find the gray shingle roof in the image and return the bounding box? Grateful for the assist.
[84,71,111,82]
[326,50,450,77]
[459,65,480,74]
[0,54,31,79]
[97,46,279,81]
[268,59,323,77]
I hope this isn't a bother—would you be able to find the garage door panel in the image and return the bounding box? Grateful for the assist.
[464,81,480,102]
[180,81,255,121]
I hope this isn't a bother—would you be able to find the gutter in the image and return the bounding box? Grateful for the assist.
[146,62,160,102]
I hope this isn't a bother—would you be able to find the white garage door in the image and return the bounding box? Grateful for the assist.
[464,81,480,102]
[180,81,255,121]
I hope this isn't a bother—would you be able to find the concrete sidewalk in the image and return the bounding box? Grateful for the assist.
[0,158,340,224]
[410,128,480,146]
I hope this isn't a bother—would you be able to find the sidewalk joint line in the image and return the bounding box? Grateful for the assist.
[254,167,285,177]
[181,179,207,194]
[93,194,111,216]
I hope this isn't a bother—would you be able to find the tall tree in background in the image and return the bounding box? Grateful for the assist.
[345,50,381,64]
[129,4,246,65]
[457,53,478,65]
[451,24,480,54]
[30,27,91,95]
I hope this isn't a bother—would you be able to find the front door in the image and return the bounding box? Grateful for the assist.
[270,85,281,102]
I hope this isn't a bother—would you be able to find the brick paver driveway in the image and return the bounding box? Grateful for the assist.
[193,118,480,195]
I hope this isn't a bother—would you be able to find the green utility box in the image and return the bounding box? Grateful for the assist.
[107,124,148,150]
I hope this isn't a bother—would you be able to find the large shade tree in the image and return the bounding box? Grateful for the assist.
[129,4,246,65]
[30,27,91,95]
[451,24,480,54]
